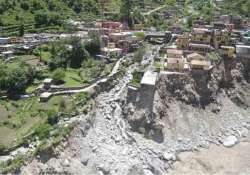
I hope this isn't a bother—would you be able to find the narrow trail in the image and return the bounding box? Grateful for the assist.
[143,5,167,16]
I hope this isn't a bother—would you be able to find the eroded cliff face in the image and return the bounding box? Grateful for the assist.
[126,58,250,147]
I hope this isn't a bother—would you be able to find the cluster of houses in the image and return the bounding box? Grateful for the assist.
[0,32,88,61]
[160,15,250,72]
[0,34,55,60]
[92,21,144,59]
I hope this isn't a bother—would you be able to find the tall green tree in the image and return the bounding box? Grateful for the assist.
[18,24,24,37]
[120,0,133,28]
[69,37,89,68]
[85,32,101,56]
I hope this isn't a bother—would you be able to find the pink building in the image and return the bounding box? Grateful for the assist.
[102,21,123,30]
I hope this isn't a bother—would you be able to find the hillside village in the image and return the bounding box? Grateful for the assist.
[0,0,250,174]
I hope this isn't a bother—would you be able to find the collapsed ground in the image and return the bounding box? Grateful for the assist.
[19,55,250,175]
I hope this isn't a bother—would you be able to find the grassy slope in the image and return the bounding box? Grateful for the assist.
[0,96,75,149]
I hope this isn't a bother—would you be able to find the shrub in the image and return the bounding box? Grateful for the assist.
[0,144,6,152]
[52,69,65,82]
[134,32,145,40]
[34,124,53,140]
[46,109,58,125]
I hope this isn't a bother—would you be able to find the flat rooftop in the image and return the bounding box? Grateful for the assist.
[140,71,158,86]
[236,45,250,49]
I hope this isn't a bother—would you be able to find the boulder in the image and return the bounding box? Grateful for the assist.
[222,136,238,147]
[163,152,176,161]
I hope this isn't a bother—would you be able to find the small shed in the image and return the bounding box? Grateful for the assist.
[40,92,52,102]
[43,78,53,89]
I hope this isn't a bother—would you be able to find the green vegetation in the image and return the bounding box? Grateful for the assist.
[207,52,221,62]
[0,0,248,36]
[0,60,36,95]
[0,34,113,157]
[129,71,144,88]
[134,45,146,63]
[133,32,145,40]
[220,0,250,18]
[0,92,90,151]
[0,154,25,174]
[0,124,74,174]
[52,69,66,82]
[154,62,162,72]
[0,0,176,35]
[0,0,103,36]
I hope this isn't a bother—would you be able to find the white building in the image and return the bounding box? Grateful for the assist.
[236,45,250,58]
[0,38,10,44]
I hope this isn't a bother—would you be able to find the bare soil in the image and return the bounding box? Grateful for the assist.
[168,136,250,175]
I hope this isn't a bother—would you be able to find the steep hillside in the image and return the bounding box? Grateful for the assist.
[0,0,100,26]
[0,0,103,35]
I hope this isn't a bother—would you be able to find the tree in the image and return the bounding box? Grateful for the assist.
[85,32,101,56]
[131,7,144,25]
[120,0,133,28]
[187,15,194,28]
[48,41,70,70]
[0,61,31,94]
[69,37,89,68]
[18,24,24,36]
[20,2,29,10]
[34,11,48,27]
[52,68,65,82]
[59,99,66,112]
[47,109,58,125]
[134,45,145,63]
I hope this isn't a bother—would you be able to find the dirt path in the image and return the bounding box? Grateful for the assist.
[168,136,250,175]
[143,5,167,16]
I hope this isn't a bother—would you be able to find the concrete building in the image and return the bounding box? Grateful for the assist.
[0,38,10,44]
[101,47,123,58]
[109,32,127,43]
[236,45,250,58]
[187,52,206,62]
[139,71,158,113]
[190,60,211,70]
[43,78,53,90]
[164,58,184,70]
[95,21,123,30]
[40,92,52,102]
[220,46,235,58]
[191,28,212,45]
[213,29,230,49]
[0,51,14,60]
[176,34,189,50]
[145,31,171,43]
[166,49,183,58]
[0,44,14,52]
[189,43,215,54]
[9,37,24,44]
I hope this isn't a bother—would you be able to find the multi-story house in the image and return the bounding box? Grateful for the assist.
[220,46,235,59]
[213,29,230,49]
[190,28,212,45]
[176,34,189,50]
